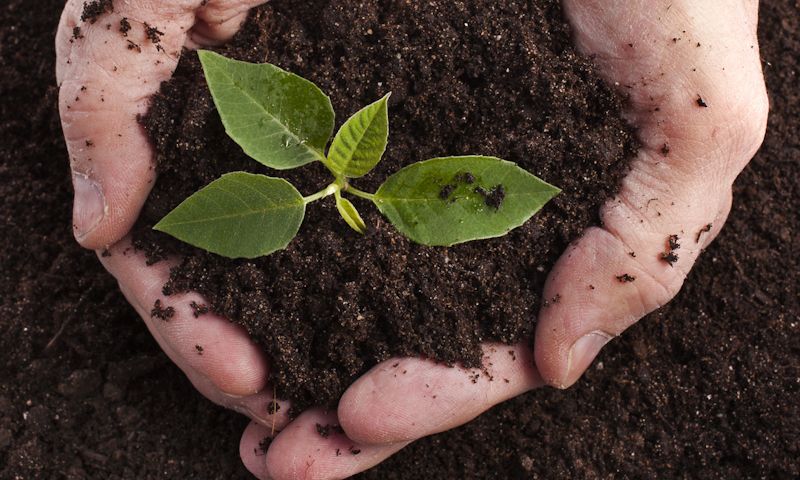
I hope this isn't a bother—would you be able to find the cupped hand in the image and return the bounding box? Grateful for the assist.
[239,1,769,478]
[56,0,289,439]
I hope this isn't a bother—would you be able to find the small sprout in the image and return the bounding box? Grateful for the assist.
[455,172,476,184]
[155,52,560,259]
[438,183,456,200]
[335,193,367,234]
[474,184,506,210]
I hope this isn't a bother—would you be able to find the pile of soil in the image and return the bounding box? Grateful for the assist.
[134,0,636,411]
[0,0,797,478]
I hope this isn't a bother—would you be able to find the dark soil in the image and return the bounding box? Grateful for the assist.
[0,1,797,479]
[134,0,637,411]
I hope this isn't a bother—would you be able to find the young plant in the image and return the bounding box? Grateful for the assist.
[154,51,561,259]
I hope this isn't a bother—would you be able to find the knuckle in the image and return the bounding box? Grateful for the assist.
[198,0,263,22]
[725,89,769,158]
[636,266,685,311]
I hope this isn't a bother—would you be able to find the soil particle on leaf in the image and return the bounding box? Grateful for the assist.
[195,345,204,355]
[696,95,709,107]
[267,401,280,415]
[150,299,175,321]
[473,185,506,210]
[72,26,83,40]
[349,447,362,455]
[660,143,671,156]
[485,185,506,210]
[80,0,113,23]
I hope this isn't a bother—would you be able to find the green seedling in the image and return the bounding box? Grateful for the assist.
[154,51,561,259]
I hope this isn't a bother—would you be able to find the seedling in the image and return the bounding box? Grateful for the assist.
[154,51,560,259]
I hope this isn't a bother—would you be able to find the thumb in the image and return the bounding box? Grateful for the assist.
[56,0,262,249]
[534,0,768,388]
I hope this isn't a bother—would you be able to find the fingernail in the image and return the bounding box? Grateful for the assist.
[561,331,612,388]
[72,172,106,241]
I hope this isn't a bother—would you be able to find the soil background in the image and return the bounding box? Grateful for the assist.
[0,1,797,479]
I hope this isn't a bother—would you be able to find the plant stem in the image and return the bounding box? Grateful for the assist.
[344,185,376,202]
[303,183,338,204]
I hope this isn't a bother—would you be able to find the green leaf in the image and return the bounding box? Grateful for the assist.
[198,50,334,170]
[327,93,390,178]
[154,172,305,259]
[373,156,560,246]
[335,193,367,234]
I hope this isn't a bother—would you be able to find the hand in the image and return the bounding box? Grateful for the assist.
[238,1,769,478]
[56,0,288,438]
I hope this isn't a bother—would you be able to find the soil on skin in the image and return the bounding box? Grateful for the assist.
[134,0,637,412]
[0,0,798,479]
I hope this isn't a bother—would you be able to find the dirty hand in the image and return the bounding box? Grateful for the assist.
[237,1,769,478]
[56,0,286,441]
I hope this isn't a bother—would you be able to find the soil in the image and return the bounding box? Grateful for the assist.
[0,1,797,480]
[134,0,637,412]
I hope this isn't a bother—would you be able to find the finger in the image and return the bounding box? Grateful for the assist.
[535,0,769,389]
[262,409,408,480]
[99,238,270,398]
[56,0,266,248]
[191,0,266,46]
[535,191,732,388]
[337,343,542,446]
[56,1,198,248]
[240,422,273,480]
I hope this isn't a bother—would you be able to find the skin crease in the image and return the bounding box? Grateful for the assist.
[57,1,768,479]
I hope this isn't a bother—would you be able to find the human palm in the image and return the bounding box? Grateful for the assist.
[58,1,767,479]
